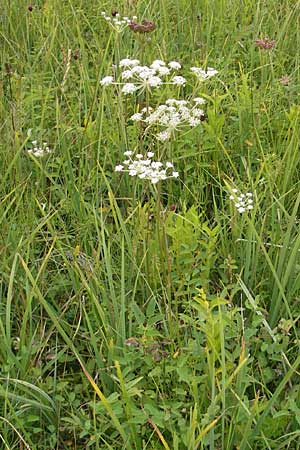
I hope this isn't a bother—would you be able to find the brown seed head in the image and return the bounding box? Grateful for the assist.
[129,19,156,33]
[73,49,80,61]
[255,37,276,50]
[279,75,291,86]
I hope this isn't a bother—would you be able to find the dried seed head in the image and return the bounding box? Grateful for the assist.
[125,337,140,347]
[73,49,80,60]
[279,75,291,86]
[129,19,156,33]
[28,4,33,12]
[4,63,12,75]
[255,37,276,50]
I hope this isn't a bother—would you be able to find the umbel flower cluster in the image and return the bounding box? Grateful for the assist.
[101,58,186,94]
[190,66,219,81]
[130,97,206,142]
[229,188,254,213]
[115,151,179,184]
[101,11,137,33]
[27,140,52,157]
[101,59,218,95]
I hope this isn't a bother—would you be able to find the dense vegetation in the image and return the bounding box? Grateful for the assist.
[1,0,300,448]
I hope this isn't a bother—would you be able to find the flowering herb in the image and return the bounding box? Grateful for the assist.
[130,97,207,141]
[229,188,254,213]
[190,66,218,81]
[115,151,179,184]
[100,58,186,94]
[101,11,137,33]
[27,140,52,157]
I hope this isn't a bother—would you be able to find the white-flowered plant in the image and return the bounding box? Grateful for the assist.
[101,11,137,33]
[100,59,186,94]
[27,140,52,157]
[191,66,218,81]
[115,150,179,184]
[229,188,254,213]
[130,98,207,141]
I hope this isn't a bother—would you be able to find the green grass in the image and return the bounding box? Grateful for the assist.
[1,0,300,448]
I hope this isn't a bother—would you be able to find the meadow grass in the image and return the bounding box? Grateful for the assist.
[1,0,300,448]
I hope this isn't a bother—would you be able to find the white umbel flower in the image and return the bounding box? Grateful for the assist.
[100,58,190,95]
[27,140,52,157]
[115,151,179,184]
[122,83,139,94]
[130,97,206,141]
[190,66,218,80]
[172,76,186,86]
[100,76,114,86]
[119,58,140,67]
[229,188,254,213]
[168,61,181,70]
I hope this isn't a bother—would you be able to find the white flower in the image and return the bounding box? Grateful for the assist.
[151,60,166,68]
[157,129,172,141]
[119,58,140,67]
[192,108,205,117]
[100,59,191,95]
[188,117,201,127]
[130,113,143,121]
[166,99,179,106]
[151,161,163,168]
[168,61,181,70]
[121,83,139,94]
[100,76,114,86]
[156,66,171,76]
[124,150,133,156]
[115,152,179,184]
[134,97,206,140]
[27,140,52,157]
[121,70,133,80]
[193,97,206,104]
[190,66,218,80]
[101,12,136,33]
[172,76,186,86]
[147,76,162,87]
[229,188,254,214]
